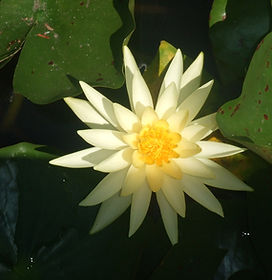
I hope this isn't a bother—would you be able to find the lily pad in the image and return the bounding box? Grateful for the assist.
[0,0,135,104]
[216,32,272,163]
[209,0,270,87]
[209,0,227,27]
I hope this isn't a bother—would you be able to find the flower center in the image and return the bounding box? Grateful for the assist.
[137,119,181,166]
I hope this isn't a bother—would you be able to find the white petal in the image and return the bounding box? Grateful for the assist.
[179,52,204,104]
[121,165,146,196]
[197,158,253,191]
[49,147,115,168]
[191,112,218,131]
[177,80,214,123]
[156,82,178,119]
[159,49,183,97]
[77,129,127,150]
[79,168,128,206]
[145,164,164,192]
[123,46,141,111]
[113,103,141,132]
[79,81,120,128]
[167,110,188,133]
[132,71,154,117]
[141,107,158,126]
[156,190,178,245]
[90,192,131,234]
[174,157,215,178]
[129,181,152,237]
[161,176,185,217]
[182,174,223,217]
[94,148,133,172]
[182,124,213,142]
[64,97,113,129]
[196,141,246,158]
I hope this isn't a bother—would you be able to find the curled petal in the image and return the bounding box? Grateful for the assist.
[64,97,113,129]
[129,181,152,237]
[77,129,127,150]
[94,148,133,172]
[179,52,204,104]
[156,190,178,245]
[156,82,179,119]
[79,81,120,129]
[182,174,224,217]
[197,158,253,191]
[79,168,128,206]
[196,141,246,158]
[177,80,214,123]
[49,147,115,168]
[90,192,131,234]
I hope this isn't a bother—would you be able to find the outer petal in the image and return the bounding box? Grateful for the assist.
[123,45,141,111]
[177,80,214,123]
[156,190,178,245]
[181,124,214,142]
[121,165,146,196]
[113,103,141,133]
[77,129,127,150]
[64,97,113,129]
[132,71,154,117]
[90,192,131,234]
[178,52,204,104]
[174,157,215,178]
[129,181,152,237]
[196,141,246,158]
[161,176,185,217]
[190,112,218,131]
[94,148,133,172]
[49,147,115,168]
[156,82,179,119]
[182,174,224,217]
[79,81,120,129]
[197,158,253,191]
[159,49,183,97]
[79,168,128,206]
[145,165,164,192]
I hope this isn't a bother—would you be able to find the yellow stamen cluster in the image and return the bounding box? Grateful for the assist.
[137,120,181,166]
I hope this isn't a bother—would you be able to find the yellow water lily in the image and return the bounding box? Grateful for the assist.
[50,46,252,245]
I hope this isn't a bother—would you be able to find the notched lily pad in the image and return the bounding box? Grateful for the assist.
[0,0,135,104]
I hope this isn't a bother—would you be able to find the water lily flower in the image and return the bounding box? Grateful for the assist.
[50,46,252,245]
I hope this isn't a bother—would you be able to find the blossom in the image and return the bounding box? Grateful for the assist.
[50,46,252,245]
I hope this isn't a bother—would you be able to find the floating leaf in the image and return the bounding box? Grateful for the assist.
[217,32,272,163]
[0,0,135,104]
[209,0,227,27]
[209,0,270,87]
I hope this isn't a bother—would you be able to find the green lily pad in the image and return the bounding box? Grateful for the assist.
[216,32,272,163]
[209,0,271,87]
[0,0,134,104]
